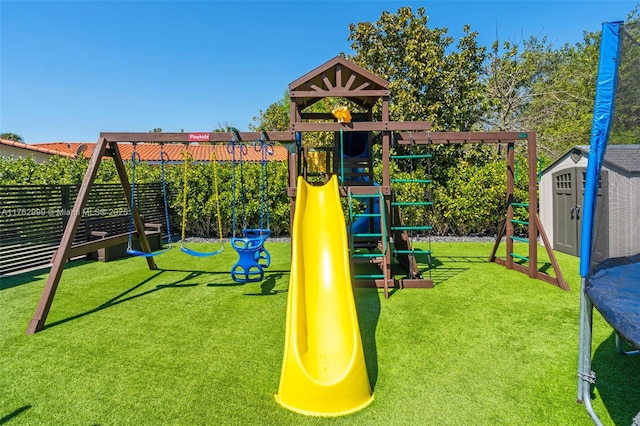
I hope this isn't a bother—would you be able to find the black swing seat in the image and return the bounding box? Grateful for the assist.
[586,253,640,350]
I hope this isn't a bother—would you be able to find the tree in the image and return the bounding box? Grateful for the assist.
[480,31,603,160]
[251,91,290,132]
[527,34,600,158]
[481,37,554,133]
[610,10,640,144]
[348,6,487,131]
[480,36,562,157]
[0,133,23,142]
[251,90,346,148]
[348,6,492,192]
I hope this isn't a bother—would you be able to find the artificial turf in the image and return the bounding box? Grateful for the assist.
[1,242,638,425]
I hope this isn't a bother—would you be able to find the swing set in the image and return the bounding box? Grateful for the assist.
[227,129,274,283]
[123,133,273,281]
[25,131,292,334]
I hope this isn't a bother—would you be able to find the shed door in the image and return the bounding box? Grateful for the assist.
[553,169,580,256]
[553,167,607,257]
[586,170,609,262]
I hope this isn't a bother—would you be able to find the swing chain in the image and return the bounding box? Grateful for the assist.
[255,136,274,230]
[181,146,193,244]
[228,132,247,238]
[159,143,173,247]
[127,143,140,252]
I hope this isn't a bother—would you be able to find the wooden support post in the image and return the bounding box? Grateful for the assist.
[527,134,538,279]
[287,151,297,236]
[27,138,108,334]
[535,214,570,290]
[506,142,515,270]
[381,97,391,188]
[111,141,157,269]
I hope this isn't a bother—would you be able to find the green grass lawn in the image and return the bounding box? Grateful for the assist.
[1,242,638,425]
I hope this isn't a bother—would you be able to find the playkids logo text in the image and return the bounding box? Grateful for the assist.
[188,132,210,142]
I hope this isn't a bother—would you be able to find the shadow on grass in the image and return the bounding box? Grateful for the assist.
[538,262,553,274]
[433,255,488,263]
[244,271,289,296]
[592,332,640,425]
[205,269,291,289]
[0,259,95,291]
[42,270,203,331]
[422,256,472,284]
[0,405,32,424]
[355,288,381,390]
[38,264,291,331]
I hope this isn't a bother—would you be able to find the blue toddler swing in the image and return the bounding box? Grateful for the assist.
[179,149,224,257]
[126,143,173,258]
[228,132,274,283]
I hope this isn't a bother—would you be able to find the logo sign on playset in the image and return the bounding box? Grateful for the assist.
[188,132,210,142]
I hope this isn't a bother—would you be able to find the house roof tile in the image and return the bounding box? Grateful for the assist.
[0,139,80,159]
[4,140,287,162]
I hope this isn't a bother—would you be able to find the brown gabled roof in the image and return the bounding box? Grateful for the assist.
[20,141,287,162]
[288,55,390,110]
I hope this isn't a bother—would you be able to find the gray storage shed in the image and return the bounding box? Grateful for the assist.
[539,145,640,257]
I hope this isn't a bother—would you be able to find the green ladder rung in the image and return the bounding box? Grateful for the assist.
[510,219,529,226]
[394,249,433,255]
[353,213,381,218]
[511,202,529,207]
[350,193,383,199]
[352,233,382,238]
[391,226,433,231]
[391,179,432,184]
[392,201,433,206]
[511,236,529,243]
[510,253,529,261]
[390,154,433,159]
[354,274,384,279]
[353,253,383,258]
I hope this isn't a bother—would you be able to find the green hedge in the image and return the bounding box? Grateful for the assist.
[0,152,533,237]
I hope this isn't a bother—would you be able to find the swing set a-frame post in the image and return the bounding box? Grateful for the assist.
[26,137,156,334]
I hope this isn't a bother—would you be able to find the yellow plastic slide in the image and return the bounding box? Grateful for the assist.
[275,175,373,416]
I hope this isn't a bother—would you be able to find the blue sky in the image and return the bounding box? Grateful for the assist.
[1,0,637,143]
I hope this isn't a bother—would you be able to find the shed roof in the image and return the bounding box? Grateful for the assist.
[543,144,640,176]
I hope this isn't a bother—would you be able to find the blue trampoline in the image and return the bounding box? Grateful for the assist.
[578,21,640,426]
[585,254,640,349]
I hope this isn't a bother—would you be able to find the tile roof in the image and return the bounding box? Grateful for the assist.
[0,139,81,159]
[3,140,288,162]
[116,143,288,163]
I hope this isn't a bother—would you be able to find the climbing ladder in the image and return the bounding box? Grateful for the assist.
[388,140,434,288]
[489,142,568,290]
[490,198,568,290]
[509,201,531,263]
[347,188,392,298]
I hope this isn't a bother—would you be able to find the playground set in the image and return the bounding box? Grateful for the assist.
[25,54,570,417]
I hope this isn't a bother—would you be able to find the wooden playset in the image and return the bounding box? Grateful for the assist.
[26,54,566,335]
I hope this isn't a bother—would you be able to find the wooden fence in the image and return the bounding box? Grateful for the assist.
[0,183,174,275]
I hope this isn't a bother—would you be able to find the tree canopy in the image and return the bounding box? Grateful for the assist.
[0,133,24,142]
[348,6,487,131]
